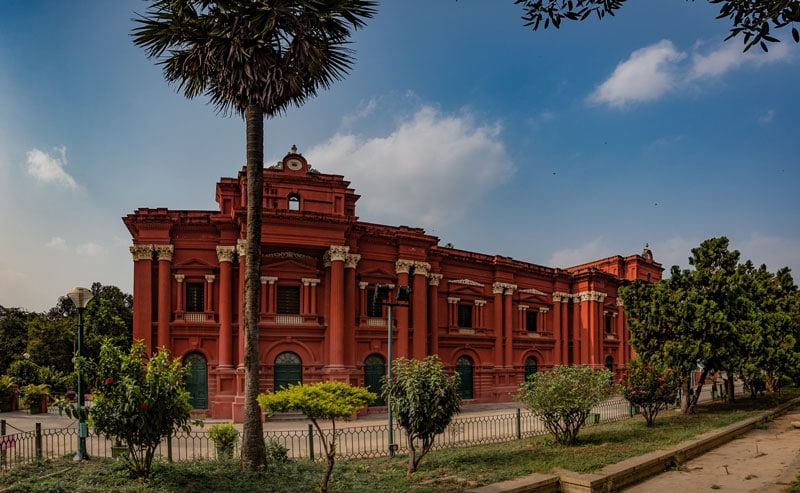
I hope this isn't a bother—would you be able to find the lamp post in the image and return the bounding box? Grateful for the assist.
[373,283,411,457]
[67,287,94,461]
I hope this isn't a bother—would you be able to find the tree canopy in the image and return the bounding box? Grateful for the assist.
[514,0,800,51]
[619,237,800,413]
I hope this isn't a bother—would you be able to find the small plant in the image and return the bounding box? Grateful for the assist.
[0,375,18,412]
[711,484,721,490]
[208,422,239,459]
[265,439,289,463]
[20,383,50,414]
[619,360,679,427]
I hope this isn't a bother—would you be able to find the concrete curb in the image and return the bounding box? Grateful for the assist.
[467,396,800,493]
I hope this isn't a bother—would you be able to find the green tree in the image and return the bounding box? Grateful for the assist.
[382,356,461,473]
[62,342,194,478]
[514,0,800,51]
[619,360,679,426]
[258,381,375,493]
[131,0,376,470]
[516,365,612,446]
[0,306,30,375]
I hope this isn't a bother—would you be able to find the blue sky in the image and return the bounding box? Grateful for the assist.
[1,1,798,312]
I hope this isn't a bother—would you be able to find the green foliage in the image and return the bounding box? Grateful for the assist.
[0,306,30,375]
[63,342,194,478]
[208,422,239,459]
[7,359,41,387]
[516,365,613,445]
[514,0,800,52]
[259,381,375,492]
[382,355,461,473]
[619,360,679,426]
[0,374,18,411]
[19,383,50,410]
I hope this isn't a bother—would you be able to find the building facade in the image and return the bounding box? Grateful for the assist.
[123,147,663,420]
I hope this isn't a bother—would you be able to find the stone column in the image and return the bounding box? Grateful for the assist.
[236,240,246,368]
[492,283,504,366]
[130,244,154,351]
[175,275,185,312]
[503,285,515,368]
[572,296,582,364]
[262,276,277,313]
[395,259,413,358]
[475,299,486,328]
[411,262,430,360]
[217,246,236,368]
[324,245,349,369]
[204,275,215,313]
[155,245,173,351]
[344,254,360,367]
[552,293,564,364]
[427,274,442,356]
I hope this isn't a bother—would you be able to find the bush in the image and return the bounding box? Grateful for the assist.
[20,383,50,412]
[0,375,17,412]
[382,356,461,473]
[62,342,194,478]
[619,360,679,426]
[265,439,289,463]
[208,422,239,459]
[516,365,612,445]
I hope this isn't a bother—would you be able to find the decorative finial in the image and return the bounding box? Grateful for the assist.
[641,243,653,261]
[291,144,298,154]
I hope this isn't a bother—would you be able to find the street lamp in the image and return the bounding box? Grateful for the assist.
[372,283,411,457]
[67,287,94,461]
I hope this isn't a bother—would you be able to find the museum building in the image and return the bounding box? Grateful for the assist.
[123,147,663,420]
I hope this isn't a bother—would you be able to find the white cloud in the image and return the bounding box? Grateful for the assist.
[548,237,615,268]
[25,146,79,189]
[306,106,514,229]
[341,98,379,127]
[77,242,107,257]
[589,39,792,108]
[588,40,686,108]
[45,236,67,250]
[688,41,791,80]
[757,109,775,125]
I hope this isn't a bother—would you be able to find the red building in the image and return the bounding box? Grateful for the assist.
[123,147,662,420]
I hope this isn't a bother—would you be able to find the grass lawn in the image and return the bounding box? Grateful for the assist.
[2,390,798,493]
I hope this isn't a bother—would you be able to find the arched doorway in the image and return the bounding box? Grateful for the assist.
[274,351,302,391]
[455,356,474,400]
[605,355,614,373]
[184,353,208,409]
[364,354,386,406]
[525,356,538,381]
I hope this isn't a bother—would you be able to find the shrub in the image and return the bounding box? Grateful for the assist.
[20,383,50,413]
[516,365,612,445]
[619,360,679,426]
[258,381,375,493]
[0,375,17,412]
[208,422,239,459]
[382,356,461,473]
[61,342,194,478]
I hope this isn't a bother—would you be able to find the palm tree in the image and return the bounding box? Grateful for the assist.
[131,0,376,469]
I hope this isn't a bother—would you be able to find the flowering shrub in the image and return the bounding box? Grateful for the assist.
[61,342,194,478]
[516,365,612,445]
[619,360,679,427]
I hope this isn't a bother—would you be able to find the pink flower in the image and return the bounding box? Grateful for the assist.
[141,402,149,410]
[105,377,114,385]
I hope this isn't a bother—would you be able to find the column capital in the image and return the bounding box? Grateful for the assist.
[302,278,320,286]
[261,276,278,285]
[236,239,247,257]
[395,259,415,274]
[174,274,185,282]
[205,274,216,283]
[216,245,236,263]
[412,262,431,276]
[518,304,529,311]
[129,244,154,262]
[324,245,349,266]
[344,253,361,269]
[576,290,607,302]
[447,297,460,304]
[539,307,549,313]
[358,281,369,290]
[428,273,443,286]
[616,298,624,307]
[154,244,174,262]
[492,282,517,295]
[552,291,571,303]
[474,299,487,307]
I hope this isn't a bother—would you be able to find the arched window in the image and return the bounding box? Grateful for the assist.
[274,351,302,390]
[288,193,300,211]
[525,357,538,381]
[455,356,474,400]
[184,353,208,409]
[364,354,386,406]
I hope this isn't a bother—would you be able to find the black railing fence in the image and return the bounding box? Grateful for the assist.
[0,389,738,472]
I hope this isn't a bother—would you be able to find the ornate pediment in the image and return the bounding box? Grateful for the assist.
[519,287,547,296]
[449,279,484,287]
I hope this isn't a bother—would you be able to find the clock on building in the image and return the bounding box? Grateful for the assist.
[286,158,303,171]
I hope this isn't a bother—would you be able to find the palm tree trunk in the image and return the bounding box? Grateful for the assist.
[241,104,267,470]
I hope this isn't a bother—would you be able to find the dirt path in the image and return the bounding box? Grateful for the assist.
[623,409,800,492]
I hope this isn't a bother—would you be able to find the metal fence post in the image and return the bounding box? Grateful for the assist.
[167,434,173,463]
[1,420,6,467]
[515,408,521,440]
[308,424,314,461]
[35,423,42,461]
